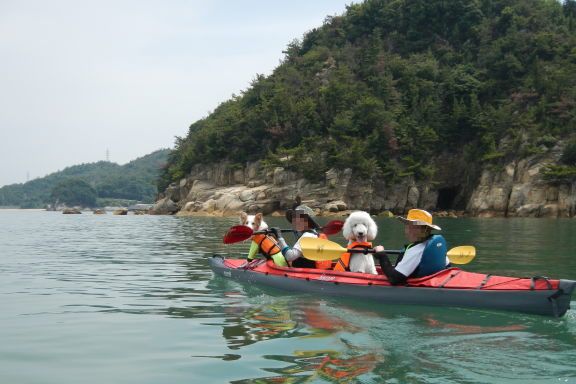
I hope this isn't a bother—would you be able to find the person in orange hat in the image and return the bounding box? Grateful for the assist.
[374,209,448,285]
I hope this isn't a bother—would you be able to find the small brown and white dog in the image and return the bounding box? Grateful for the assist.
[240,212,269,232]
[343,211,378,274]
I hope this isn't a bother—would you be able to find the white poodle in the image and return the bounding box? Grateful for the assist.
[343,211,378,275]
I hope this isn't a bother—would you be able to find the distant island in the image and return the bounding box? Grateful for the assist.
[0,149,169,209]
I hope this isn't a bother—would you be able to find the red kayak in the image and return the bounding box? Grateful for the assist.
[210,256,576,317]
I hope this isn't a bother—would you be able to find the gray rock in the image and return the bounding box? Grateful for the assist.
[233,169,245,184]
[150,197,179,215]
[62,208,81,214]
[239,190,254,202]
[154,148,576,217]
[273,167,286,186]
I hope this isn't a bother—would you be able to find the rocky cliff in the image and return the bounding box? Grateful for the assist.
[151,142,575,218]
[152,160,432,216]
[468,145,576,218]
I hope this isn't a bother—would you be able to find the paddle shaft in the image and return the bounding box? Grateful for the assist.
[254,223,339,235]
[253,228,296,235]
[346,248,403,255]
[254,228,342,237]
[224,220,343,244]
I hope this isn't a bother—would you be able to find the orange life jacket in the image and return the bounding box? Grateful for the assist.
[252,233,282,258]
[333,241,372,272]
[315,233,332,270]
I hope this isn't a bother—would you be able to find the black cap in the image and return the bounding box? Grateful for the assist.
[285,205,319,229]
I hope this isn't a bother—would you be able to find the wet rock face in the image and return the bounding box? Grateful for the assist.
[153,150,575,218]
[152,161,441,216]
[150,197,179,215]
[467,147,575,218]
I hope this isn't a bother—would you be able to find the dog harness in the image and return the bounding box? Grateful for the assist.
[253,234,282,256]
[334,241,372,272]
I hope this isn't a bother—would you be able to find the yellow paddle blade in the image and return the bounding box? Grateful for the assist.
[447,246,476,265]
[301,238,476,265]
[300,237,348,261]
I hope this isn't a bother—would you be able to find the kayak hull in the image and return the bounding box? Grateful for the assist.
[209,256,575,317]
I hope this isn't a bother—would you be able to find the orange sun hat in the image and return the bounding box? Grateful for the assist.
[396,209,441,231]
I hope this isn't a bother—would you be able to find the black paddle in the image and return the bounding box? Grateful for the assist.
[223,220,344,244]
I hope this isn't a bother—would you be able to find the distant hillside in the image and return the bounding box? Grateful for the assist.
[161,0,576,190]
[0,149,170,208]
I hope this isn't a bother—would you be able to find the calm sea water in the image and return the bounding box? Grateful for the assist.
[0,210,575,384]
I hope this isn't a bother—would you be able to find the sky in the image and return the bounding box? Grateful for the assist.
[0,0,353,187]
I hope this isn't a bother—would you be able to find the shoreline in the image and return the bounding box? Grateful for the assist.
[1,208,574,219]
[0,208,47,211]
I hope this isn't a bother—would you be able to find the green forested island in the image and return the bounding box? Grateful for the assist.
[0,149,170,208]
[161,0,576,191]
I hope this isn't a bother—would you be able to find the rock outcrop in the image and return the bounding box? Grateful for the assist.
[62,208,82,214]
[152,144,574,218]
[467,146,576,218]
[152,161,442,216]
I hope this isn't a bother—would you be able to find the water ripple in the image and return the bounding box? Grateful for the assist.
[1,211,576,383]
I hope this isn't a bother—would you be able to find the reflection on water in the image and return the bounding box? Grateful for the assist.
[211,292,382,383]
[205,274,576,383]
[233,349,381,384]
[210,285,365,351]
[0,211,575,383]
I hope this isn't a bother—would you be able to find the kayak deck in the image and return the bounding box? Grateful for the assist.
[210,256,576,318]
[221,258,561,290]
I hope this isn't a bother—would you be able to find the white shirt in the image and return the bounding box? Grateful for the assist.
[395,239,450,277]
[395,242,426,277]
[284,231,318,262]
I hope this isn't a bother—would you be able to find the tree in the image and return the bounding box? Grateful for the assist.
[160,0,576,185]
[50,179,97,207]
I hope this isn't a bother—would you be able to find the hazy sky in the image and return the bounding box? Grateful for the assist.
[0,1,352,187]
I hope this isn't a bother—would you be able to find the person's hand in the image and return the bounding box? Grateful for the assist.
[374,245,385,253]
[267,227,281,238]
